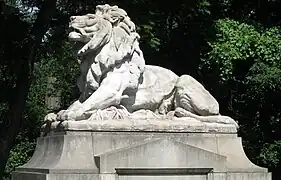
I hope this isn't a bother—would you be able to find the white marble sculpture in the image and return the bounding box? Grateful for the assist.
[45,4,238,128]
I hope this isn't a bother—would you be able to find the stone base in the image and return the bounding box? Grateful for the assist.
[43,118,238,134]
[12,124,271,180]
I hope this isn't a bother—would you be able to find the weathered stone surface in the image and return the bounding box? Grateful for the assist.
[43,118,237,133]
[43,4,237,130]
[13,130,271,180]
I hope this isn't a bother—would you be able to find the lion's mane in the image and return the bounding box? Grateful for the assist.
[68,4,144,102]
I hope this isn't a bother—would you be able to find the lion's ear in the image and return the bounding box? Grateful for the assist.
[113,26,129,51]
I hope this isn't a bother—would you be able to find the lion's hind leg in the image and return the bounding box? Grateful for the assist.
[174,75,219,116]
[173,75,238,127]
[174,106,238,127]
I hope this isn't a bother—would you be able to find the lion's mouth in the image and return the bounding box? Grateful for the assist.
[68,26,83,40]
[72,28,81,34]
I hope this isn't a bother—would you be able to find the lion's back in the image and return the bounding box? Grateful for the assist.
[139,65,179,90]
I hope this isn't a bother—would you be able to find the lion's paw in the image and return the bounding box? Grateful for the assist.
[44,113,57,123]
[218,116,239,128]
[57,110,74,121]
[57,109,85,121]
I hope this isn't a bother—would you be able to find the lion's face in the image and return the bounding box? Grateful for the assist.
[68,5,137,57]
[68,14,101,43]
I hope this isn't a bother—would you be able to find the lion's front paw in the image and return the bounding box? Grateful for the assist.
[57,109,85,121]
[56,110,65,119]
[44,113,57,123]
[57,110,75,121]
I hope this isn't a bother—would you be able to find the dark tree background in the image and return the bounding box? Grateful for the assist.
[1,0,281,179]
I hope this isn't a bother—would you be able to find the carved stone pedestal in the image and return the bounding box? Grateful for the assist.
[12,120,271,180]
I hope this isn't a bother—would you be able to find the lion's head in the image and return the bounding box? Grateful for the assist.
[68,14,100,43]
[68,4,138,56]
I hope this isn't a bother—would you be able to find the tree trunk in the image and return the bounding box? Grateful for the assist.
[0,0,57,177]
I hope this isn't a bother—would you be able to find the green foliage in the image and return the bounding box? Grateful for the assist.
[137,23,161,51]
[47,41,80,109]
[256,28,281,67]
[201,18,281,179]
[247,63,281,95]
[205,19,281,75]
[260,141,281,167]
[203,18,281,101]
[2,40,80,180]
[202,19,259,82]
[2,60,49,179]
[3,136,36,180]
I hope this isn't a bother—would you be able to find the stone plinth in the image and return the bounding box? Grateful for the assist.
[12,120,271,180]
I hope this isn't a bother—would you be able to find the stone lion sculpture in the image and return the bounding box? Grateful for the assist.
[45,4,238,127]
